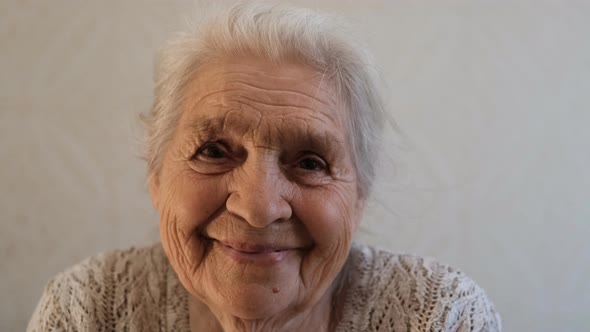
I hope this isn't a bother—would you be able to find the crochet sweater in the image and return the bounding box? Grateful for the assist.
[27,243,501,331]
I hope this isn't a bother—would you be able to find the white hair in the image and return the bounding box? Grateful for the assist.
[141,2,387,197]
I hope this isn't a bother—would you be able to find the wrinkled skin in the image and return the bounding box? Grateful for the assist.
[149,57,364,332]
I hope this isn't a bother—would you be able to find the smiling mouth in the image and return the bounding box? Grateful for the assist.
[221,241,292,253]
[202,236,302,265]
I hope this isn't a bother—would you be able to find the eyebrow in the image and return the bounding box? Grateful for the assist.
[183,114,347,154]
[185,116,225,135]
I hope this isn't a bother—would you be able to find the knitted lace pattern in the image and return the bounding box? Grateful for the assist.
[27,243,501,331]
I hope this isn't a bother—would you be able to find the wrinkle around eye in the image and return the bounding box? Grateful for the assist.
[188,143,237,175]
[188,157,235,175]
[285,158,333,187]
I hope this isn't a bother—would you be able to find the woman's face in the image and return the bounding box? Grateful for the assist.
[150,57,364,320]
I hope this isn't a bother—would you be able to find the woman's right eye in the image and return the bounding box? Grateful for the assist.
[199,145,226,159]
[194,142,228,160]
[188,141,236,175]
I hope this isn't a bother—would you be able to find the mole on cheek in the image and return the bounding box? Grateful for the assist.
[272,287,280,294]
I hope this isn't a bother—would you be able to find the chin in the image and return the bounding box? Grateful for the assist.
[198,243,305,319]
[220,287,294,320]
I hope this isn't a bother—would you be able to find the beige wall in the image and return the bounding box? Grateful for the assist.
[1,1,589,331]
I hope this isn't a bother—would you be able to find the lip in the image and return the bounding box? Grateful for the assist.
[212,240,297,266]
[219,240,295,253]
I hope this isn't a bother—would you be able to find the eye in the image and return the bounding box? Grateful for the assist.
[188,141,238,175]
[195,142,228,160]
[298,156,327,172]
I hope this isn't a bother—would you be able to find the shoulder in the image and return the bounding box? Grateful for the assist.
[62,243,170,283]
[27,244,184,332]
[340,244,502,331]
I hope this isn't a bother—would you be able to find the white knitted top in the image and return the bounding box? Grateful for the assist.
[27,243,501,331]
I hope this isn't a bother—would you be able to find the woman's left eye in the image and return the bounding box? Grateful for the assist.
[298,156,327,172]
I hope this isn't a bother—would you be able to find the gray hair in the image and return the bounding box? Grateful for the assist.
[141,2,387,197]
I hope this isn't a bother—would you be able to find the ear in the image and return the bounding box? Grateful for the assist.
[148,173,161,211]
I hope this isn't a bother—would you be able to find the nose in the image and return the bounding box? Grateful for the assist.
[226,157,293,228]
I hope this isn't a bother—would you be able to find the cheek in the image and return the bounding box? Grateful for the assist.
[163,170,226,228]
[294,184,359,290]
[296,185,359,251]
[158,168,228,279]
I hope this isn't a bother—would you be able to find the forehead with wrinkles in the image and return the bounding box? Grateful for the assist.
[177,58,348,150]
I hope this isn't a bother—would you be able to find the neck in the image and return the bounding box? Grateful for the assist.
[189,266,350,332]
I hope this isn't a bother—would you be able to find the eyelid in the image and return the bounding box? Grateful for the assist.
[194,141,230,158]
[297,153,329,171]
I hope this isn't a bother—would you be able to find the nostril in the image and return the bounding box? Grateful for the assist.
[225,190,292,228]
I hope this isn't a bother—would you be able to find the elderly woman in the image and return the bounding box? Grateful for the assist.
[28,3,500,332]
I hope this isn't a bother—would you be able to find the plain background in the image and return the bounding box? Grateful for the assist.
[1,0,589,331]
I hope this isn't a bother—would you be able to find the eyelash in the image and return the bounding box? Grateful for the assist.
[296,155,328,172]
[192,142,329,174]
[193,141,229,160]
